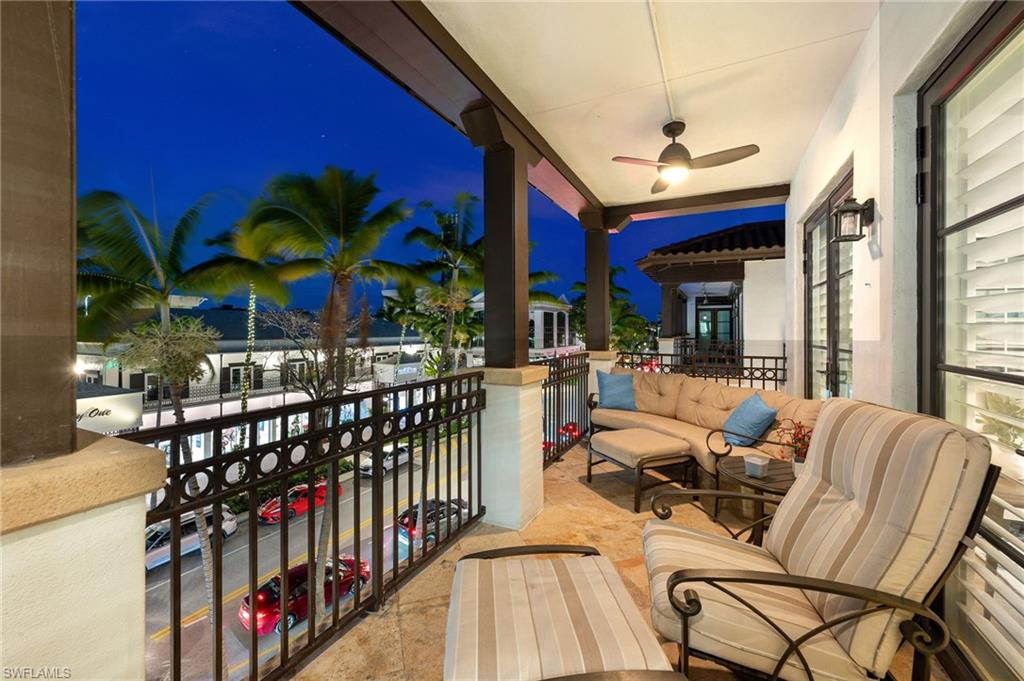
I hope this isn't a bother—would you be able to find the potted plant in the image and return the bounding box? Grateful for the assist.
[775,419,813,476]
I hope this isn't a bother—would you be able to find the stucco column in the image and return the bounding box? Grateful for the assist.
[587,349,619,399]
[0,431,165,679]
[472,366,548,529]
[583,228,610,351]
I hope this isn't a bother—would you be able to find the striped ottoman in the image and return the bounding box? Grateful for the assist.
[444,548,674,680]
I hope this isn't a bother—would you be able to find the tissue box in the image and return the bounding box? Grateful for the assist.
[744,454,771,479]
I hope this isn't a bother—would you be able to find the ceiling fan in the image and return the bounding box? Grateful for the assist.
[612,121,760,194]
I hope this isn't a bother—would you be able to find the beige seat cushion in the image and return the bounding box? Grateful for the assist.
[590,428,690,468]
[445,555,672,680]
[643,520,869,681]
[592,408,759,474]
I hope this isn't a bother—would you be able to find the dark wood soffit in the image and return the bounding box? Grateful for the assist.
[607,183,790,222]
[292,1,602,217]
[637,246,786,270]
[641,261,746,284]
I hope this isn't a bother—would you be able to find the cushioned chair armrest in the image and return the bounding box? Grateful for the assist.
[706,428,796,458]
[461,545,600,561]
[666,568,950,657]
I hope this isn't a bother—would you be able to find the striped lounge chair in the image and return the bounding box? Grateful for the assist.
[643,398,1000,681]
[444,546,678,680]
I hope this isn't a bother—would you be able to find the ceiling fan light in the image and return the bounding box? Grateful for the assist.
[658,164,689,183]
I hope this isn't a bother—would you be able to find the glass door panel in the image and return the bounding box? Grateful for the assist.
[804,173,853,398]
[924,12,1024,681]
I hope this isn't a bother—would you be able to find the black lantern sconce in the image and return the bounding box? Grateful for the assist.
[831,197,875,242]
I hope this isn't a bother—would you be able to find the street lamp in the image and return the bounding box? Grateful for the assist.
[831,197,875,242]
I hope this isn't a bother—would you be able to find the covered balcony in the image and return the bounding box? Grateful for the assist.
[1,2,1021,681]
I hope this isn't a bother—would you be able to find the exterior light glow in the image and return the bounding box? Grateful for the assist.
[658,164,689,184]
[74,359,86,375]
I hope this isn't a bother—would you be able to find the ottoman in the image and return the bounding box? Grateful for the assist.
[588,428,693,512]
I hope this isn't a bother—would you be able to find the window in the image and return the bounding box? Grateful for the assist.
[920,6,1024,680]
[543,311,554,348]
[804,172,854,399]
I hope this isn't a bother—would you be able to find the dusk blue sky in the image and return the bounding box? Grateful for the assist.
[75,1,783,319]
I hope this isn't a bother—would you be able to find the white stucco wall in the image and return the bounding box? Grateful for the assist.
[0,497,147,680]
[784,1,987,407]
[742,259,787,358]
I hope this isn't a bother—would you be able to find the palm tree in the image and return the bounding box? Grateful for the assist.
[248,165,416,625]
[251,166,417,391]
[567,265,647,350]
[199,218,321,412]
[77,190,218,338]
[78,190,227,676]
[403,193,482,375]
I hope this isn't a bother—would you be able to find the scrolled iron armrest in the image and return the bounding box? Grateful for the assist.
[666,568,949,658]
[461,544,600,561]
[651,491,781,542]
[587,392,599,410]
[706,428,795,459]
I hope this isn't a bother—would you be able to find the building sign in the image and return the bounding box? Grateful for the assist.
[373,362,423,385]
[75,392,143,434]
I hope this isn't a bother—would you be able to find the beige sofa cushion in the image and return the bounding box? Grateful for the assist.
[610,366,683,417]
[590,428,690,468]
[593,407,759,473]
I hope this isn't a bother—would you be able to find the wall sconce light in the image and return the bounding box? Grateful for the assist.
[831,197,875,242]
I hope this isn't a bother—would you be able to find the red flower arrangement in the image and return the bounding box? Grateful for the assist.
[775,419,813,463]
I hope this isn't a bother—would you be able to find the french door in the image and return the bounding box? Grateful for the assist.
[920,4,1024,679]
[804,172,854,399]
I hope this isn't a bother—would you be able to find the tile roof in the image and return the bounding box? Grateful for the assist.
[650,220,785,257]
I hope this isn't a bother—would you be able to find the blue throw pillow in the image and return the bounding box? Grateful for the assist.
[596,370,636,411]
[723,394,778,446]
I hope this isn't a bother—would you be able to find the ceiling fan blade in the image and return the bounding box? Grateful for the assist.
[612,155,664,168]
[690,144,760,169]
[651,177,670,194]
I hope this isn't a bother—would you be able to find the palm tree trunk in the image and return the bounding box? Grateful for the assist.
[171,380,227,680]
[313,276,348,624]
[240,280,256,416]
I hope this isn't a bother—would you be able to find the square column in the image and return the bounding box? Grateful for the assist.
[1,1,76,463]
[584,227,610,351]
[462,102,537,368]
[473,366,548,529]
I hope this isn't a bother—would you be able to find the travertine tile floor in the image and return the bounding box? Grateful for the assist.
[295,445,949,681]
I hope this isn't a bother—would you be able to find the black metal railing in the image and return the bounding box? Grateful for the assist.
[123,372,485,681]
[618,351,787,391]
[673,337,745,361]
[534,352,590,466]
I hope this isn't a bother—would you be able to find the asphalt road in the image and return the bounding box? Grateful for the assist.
[145,441,471,681]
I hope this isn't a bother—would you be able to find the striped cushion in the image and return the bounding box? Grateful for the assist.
[643,520,869,681]
[765,398,992,676]
[445,555,672,680]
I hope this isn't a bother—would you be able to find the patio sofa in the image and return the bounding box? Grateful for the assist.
[589,367,822,491]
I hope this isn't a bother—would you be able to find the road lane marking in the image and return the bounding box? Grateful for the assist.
[148,462,469,641]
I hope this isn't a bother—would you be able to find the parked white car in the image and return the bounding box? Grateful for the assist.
[358,445,411,477]
[145,507,238,571]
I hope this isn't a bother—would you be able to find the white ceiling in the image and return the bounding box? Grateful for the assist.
[424,1,879,208]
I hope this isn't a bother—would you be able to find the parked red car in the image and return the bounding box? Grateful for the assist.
[256,480,343,524]
[238,556,370,636]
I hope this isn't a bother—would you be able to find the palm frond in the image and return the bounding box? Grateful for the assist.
[167,194,213,276]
